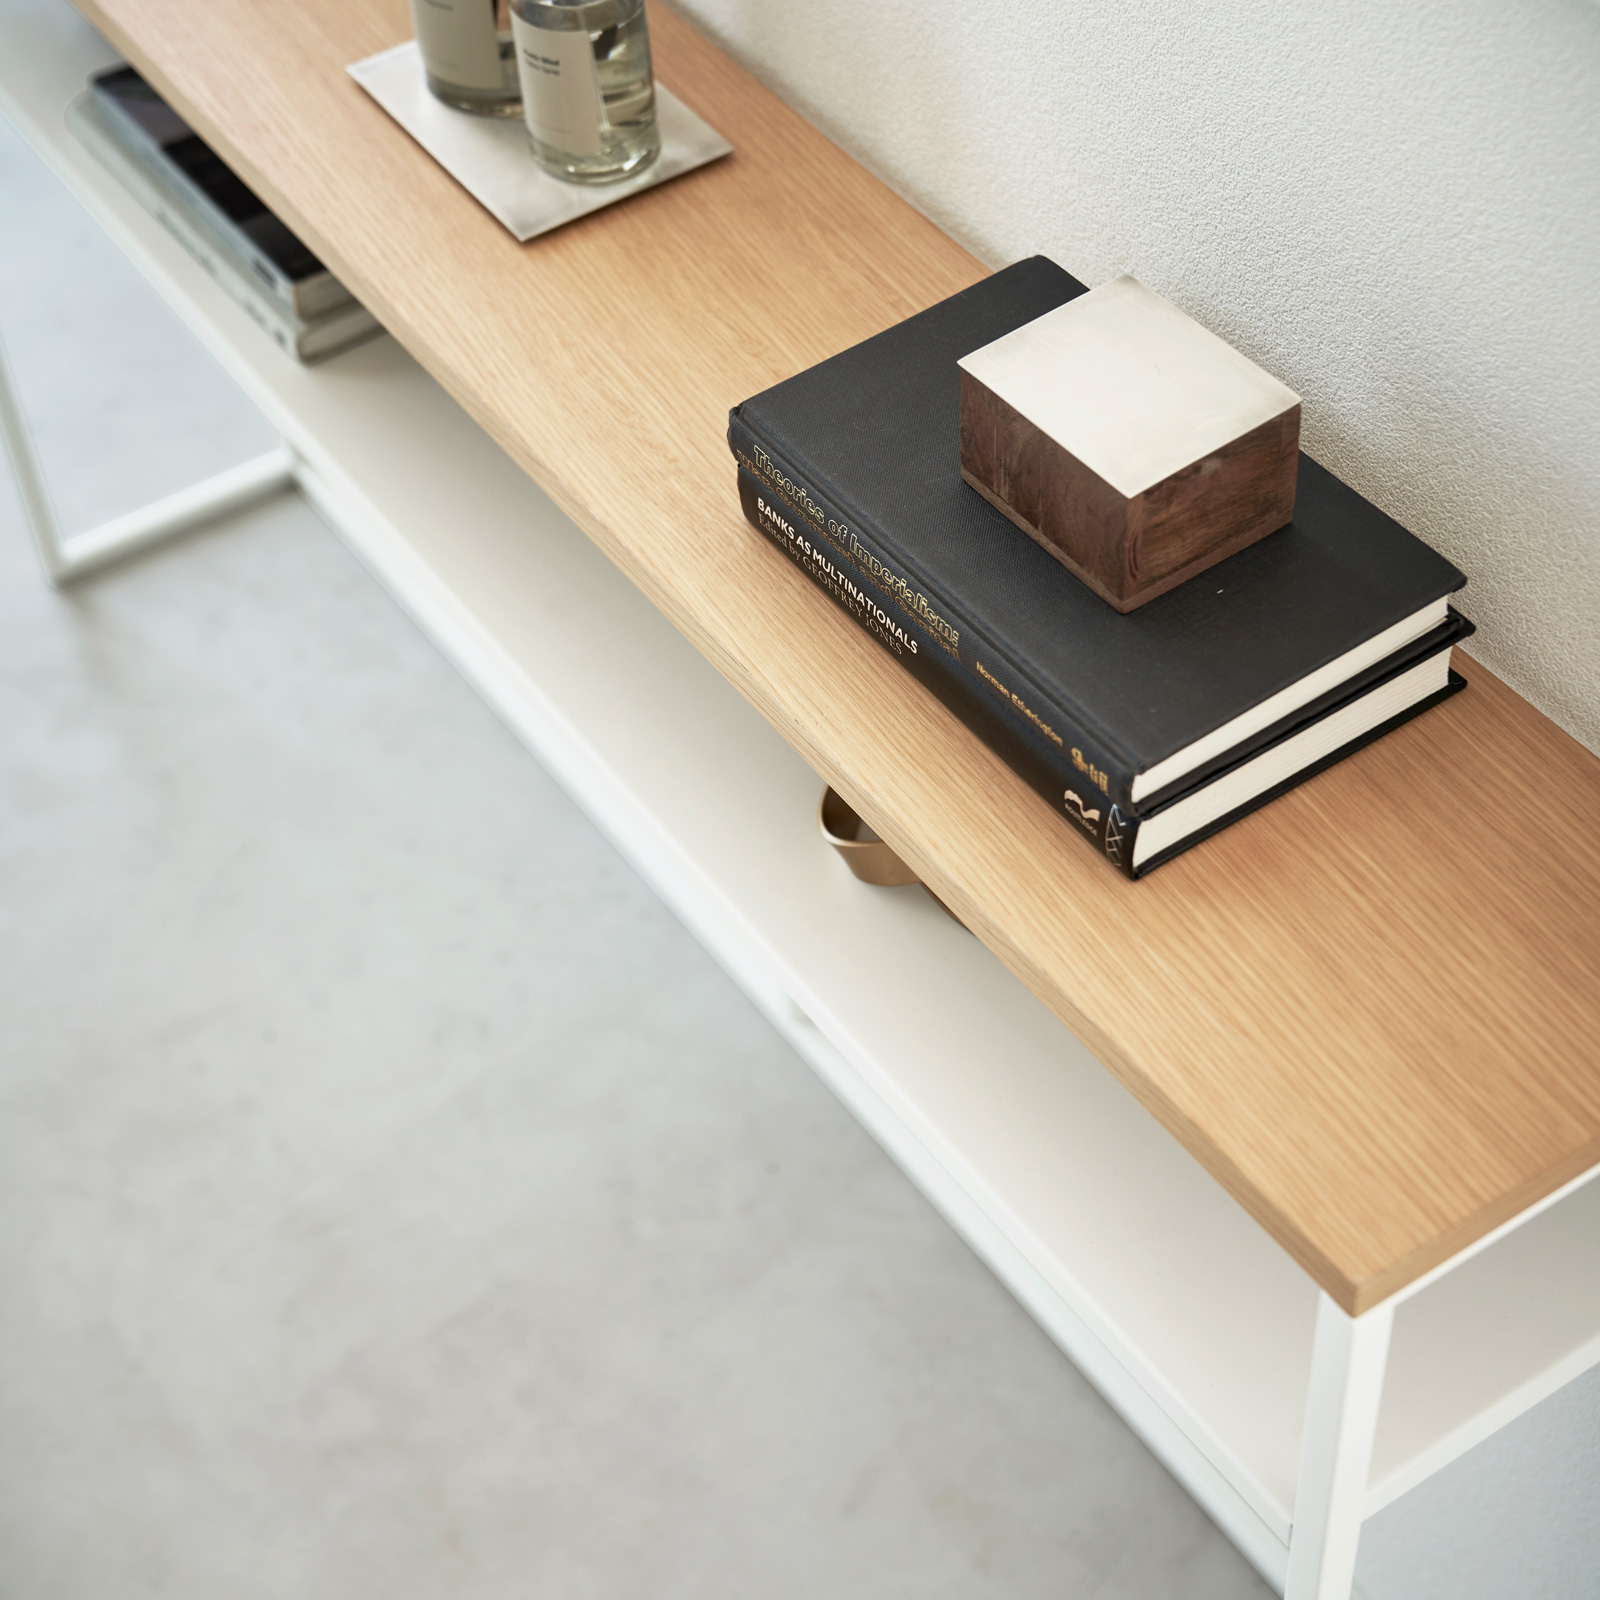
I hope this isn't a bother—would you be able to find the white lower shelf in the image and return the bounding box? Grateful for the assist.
[1374,1168,1600,1516]
[5,1,1598,1592]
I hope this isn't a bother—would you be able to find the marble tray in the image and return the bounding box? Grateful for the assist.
[347,40,732,242]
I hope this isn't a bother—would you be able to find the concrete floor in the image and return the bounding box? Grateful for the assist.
[11,78,1600,1600]
[0,111,1278,1599]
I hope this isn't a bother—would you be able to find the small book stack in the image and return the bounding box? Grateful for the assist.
[729,258,1473,879]
[68,66,381,365]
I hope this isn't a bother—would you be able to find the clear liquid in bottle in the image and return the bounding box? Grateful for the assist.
[510,0,660,183]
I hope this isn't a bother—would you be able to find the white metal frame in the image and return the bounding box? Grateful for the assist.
[1287,1297,1394,1600]
[1279,1155,1600,1600]
[0,327,293,586]
[3,11,1598,1597]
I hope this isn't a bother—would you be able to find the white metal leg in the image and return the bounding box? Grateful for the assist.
[0,328,295,586]
[1286,1292,1394,1600]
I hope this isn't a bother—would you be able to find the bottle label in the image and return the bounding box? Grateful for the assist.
[411,0,504,91]
[512,15,604,156]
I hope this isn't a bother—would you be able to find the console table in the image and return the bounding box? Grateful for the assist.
[3,1,1598,1595]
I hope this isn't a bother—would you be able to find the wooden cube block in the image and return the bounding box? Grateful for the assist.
[958,275,1301,612]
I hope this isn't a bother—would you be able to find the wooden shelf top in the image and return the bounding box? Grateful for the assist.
[71,0,1600,1312]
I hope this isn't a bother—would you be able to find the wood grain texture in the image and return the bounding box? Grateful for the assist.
[959,371,1299,611]
[70,0,1600,1312]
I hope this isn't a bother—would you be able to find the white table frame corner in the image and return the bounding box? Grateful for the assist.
[0,327,295,586]
[1288,1294,1394,1600]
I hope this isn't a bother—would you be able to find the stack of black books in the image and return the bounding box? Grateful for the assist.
[68,66,380,364]
[729,258,1471,879]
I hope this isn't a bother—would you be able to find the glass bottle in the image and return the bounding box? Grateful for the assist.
[410,0,521,117]
[509,0,660,184]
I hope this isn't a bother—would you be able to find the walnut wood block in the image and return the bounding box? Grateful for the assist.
[959,275,1301,611]
[960,378,1301,612]
[64,0,1600,1313]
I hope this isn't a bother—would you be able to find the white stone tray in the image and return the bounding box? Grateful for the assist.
[347,40,732,241]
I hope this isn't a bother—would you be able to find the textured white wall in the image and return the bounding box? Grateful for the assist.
[678,0,1600,754]
[1359,1361,1600,1600]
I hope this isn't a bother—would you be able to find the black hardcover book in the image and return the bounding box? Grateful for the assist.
[728,258,1472,878]
[89,66,352,320]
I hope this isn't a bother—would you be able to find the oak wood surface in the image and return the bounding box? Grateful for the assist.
[68,0,1600,1312]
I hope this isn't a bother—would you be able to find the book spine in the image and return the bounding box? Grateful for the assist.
[155,211,308,357]
[732,461,1138,877]
[728,411,1136,811]
[146,196,374,363]
[92,93,308,318]
[68,99,307,360]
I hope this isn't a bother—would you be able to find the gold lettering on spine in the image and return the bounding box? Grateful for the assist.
[1071,747,1110,795]
[973,660,1065,750]
[753,495,918,657]
[738,443,960,656]
[737,439,1117,797]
